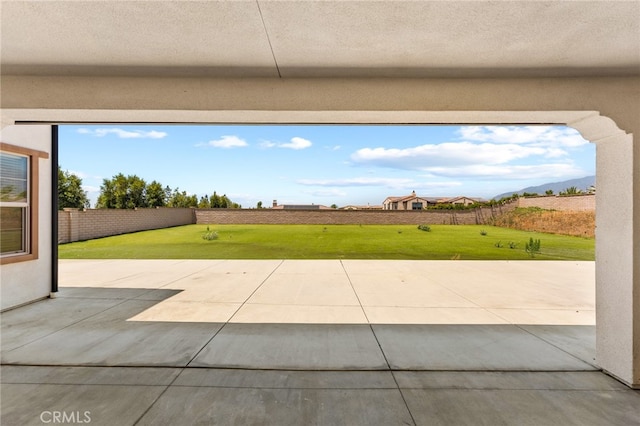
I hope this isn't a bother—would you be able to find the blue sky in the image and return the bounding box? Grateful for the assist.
[59,124,594,208]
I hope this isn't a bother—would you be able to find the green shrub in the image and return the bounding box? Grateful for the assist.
[417,224,431,232]
[480,229,488,236]
[525,237,541,257]
[202,230,219,241]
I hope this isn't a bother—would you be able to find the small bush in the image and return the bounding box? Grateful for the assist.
[525,237,541,257]
[417,224,431,232]
[202,230,219,241]
[508,241,518,249]
[480,229,487,236]
[494,241,503,248]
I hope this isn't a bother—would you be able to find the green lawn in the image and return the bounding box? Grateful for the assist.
[58,224,594,261]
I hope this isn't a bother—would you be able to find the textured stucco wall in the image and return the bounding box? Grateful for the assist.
[0,125,52,311]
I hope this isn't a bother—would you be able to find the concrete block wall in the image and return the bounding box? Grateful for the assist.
[517,194,595,212]
[57,203,518,243]
[195,204,515,226]
[58,208,195,243]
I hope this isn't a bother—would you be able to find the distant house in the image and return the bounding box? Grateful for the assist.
[382,191,437,210]
[436,196,485,206]
[382,192,486,210]
[271,200,332,210]
[341,204,383,210]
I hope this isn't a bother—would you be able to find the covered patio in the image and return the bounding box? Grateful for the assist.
[3,259,638,424]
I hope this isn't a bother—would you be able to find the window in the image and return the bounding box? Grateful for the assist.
[0,143,48,264]
[412,202,423,210]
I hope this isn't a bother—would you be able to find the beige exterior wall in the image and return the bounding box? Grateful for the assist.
[0,125,52,311]
[517,195,596,212]
[57,208,195,244]
[1,75,638,386]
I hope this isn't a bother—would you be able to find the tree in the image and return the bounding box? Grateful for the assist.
[560,186,582,196]
[210,191,221,208]
[167,188,198,208]
[146,180,167,207]
[331,204,338,209]
[198,195,211,208]
[96,173,147,209]
[256,201,263,209]
[219,194,230,208]
[545,189,554,196]
[58,166,89,209]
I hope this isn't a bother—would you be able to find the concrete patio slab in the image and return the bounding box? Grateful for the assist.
[127,300,242,323]
[188,323,388,370]
[348,274,478,308]
[1,383,167,426]
[0,365,180,386]
[58,259,205,288]
[231,303,368,323]
[2,300,221,366]
[247,273,360,306]
[0,297,126,353]
[372,324,595,370]
[136,386,414,426]
[393,370,630,391]
[275,259,348,274]
[2,260,638,425]
[143,274,265,303]
[435,262,594,310]
[363,306,509,324]
[402,388,640,426]
[488,307,595,325]
[173,368,397,389]
[519,325,597,365]
[57,286,163,300]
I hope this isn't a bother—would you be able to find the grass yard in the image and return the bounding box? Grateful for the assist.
[58,224,594,261]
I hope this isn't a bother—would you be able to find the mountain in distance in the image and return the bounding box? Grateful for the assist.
[494,175,595,200]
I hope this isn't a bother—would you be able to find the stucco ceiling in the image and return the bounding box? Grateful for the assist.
[1,1,639,78]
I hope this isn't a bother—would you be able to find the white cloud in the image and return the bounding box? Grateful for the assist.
[261,137,313,150]
[259,141,277,148]
[297,177,462,191]
[351,142,547,170]
[200,135,248,149]
[303,189,348,198]
[77,128,167,139]
[298,177,415,187]
[422,163,586,180]
[457,125,588,148]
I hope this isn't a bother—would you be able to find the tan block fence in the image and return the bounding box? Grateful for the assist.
[57,196,593,244]
[516,194,595,212]
[57,204,518,244]
[58,208,195,244]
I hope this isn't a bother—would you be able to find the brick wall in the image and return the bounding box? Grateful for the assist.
[195,203,516,226]
[58,208,195,243]
[516,194,595,211]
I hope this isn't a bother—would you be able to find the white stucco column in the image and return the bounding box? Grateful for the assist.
[573,115,639,388]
